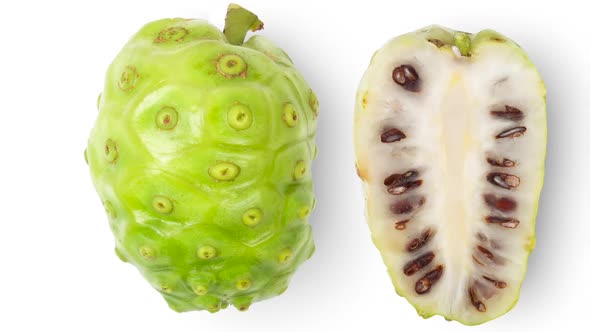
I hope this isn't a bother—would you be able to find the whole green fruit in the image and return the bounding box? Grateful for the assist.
[86,4,318,313]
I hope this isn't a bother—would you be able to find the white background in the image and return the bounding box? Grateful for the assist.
[1,0,588,331]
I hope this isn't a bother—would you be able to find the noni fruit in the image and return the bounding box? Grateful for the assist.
[85,4,318,313]
[354,26,545,325]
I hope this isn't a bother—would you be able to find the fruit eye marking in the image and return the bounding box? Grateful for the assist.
[216,54,247,78]
[209,162,240,181]
[227,103,253,130]
[156,106,179,130]
[104,139,118,163]
[118,65,138,92]
[282,103,298,127]
[154,27,189,43]
[392,65,421,92]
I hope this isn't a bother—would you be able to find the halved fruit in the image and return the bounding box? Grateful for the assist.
[354,26,546,325]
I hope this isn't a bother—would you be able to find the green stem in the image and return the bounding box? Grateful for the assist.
[223,3,264,45]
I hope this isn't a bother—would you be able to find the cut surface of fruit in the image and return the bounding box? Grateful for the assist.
[354,26,545,325]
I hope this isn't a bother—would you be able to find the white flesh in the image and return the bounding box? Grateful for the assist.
[354,27,546,325]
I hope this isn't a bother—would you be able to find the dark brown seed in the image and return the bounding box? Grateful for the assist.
[483,276,507,289]
[384,170,418,186]
[381,128,407,143]
[415,265,444,295]
[391,196,426,214]
[427,39,445,48]
[485,216,520,229]
[477,246,494,260]
[484,194,517,212]
[487,172,521,190]
[403,252,435,276]
[395,220,410,230]
[388,180,423,195]
[496,126,527,139]
[487,157,516,167]
[490,105,524,121]
[472,255,485,266]
[392,65,421,92]
[407,228,434,252]
[384,170,422,195]
[469,287,487,312]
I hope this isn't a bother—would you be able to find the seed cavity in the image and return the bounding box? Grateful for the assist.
[381,128,406,143]
[216,54,247,78]
[477,246,494,260]
[156,106,178,130]
[282,103,298,127]
[152,195,174,214]
[242,208,262,227]
[491,105,524,121]
[484,194,517,212]
[395,219,410,230]
[104,139,118,163]
[496,126,527,139]
[384,170,422,195]
[293,160,307,180]
[118,66,138,92]
[391,196,425,215]
[415,265,444,295]
[392,65,421,92]
[209,162,240,181]
[485,215,520,228]
[469,287,487,312]
[427,39,445,48]
[228,103,252,130]
[403,252,435,276]
[407,228,434,252]
[483,276,507,289]
[487,157,516,167]
[155,27,189,43]
[487,172,520,190]
[197,245,217,259]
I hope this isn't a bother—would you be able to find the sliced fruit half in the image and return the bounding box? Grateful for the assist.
[354,26,546,325]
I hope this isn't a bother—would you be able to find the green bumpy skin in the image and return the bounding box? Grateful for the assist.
[86,7,318,313]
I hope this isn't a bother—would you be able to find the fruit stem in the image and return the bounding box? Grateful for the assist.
[223,3,264,45]
[454,32,471,56]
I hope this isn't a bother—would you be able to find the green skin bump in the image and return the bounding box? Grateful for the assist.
[86,4,318,313]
